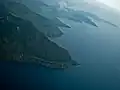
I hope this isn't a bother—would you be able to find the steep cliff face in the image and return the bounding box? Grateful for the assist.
[0,3,78,68]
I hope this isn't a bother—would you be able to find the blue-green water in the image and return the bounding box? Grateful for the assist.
[1,61,120,90]
[1,20,120,90]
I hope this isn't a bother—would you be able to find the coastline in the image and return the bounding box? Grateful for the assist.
[1,56,80,69]
[16,56,80,69]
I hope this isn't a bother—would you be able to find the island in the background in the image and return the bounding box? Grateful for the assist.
[0,2,80,69]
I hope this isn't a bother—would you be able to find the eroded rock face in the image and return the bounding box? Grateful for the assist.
[0,3,78,68]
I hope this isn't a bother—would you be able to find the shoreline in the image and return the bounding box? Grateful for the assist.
[0,56,80,69]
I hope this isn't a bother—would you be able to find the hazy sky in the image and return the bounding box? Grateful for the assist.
[59,0,120,11]
[97,0,120,10]
[65,0,120,10]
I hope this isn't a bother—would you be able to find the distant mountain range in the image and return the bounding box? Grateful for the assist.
[18,0,118,28]
[62,0,120,26]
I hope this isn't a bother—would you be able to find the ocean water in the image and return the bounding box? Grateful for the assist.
[1,61,120,90]
[1,20,120,90]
